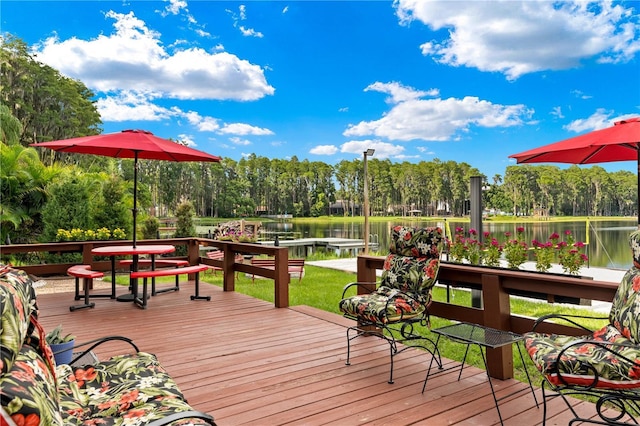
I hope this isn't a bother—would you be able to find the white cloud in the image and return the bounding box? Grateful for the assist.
[416,146,435,155]
[177,133,196,147]
[564,108,619,132]
[96,92,175,121]
[550,107,564,120]
[310,145,339,155]
[218,123,274,136]
[162,0,188,17]
[340,140,404,159]
[229,136,252,146]
[571,89,593,100]
[239,26,264,38]
[345,82,532,141]
[395,0,640,80]
[228,5,264,38]
[184,111,221,132]
[34,11,274,101]
[365,81,438,103]
[282,6,289,14]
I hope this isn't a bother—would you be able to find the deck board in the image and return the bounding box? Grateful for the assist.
[34,281,600,425]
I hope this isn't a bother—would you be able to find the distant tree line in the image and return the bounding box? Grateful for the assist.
[1,34,637,244]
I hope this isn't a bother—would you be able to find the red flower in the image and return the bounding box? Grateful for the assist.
[11,413,40,426]
[629,362,640,379]
[123,409,147,419]
[74,367,97,387]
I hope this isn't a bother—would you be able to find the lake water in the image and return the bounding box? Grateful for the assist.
[262,219,638,270]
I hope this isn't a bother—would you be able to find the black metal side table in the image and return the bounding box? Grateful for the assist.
[422,322,539,425]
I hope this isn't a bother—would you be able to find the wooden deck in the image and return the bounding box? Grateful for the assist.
[35,281,602,425]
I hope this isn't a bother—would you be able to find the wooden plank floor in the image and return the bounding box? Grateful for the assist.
[35,280,607,426]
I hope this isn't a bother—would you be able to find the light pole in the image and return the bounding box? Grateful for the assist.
[363,148,375,254]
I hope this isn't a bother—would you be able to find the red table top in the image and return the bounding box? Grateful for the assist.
[91,244,176,256]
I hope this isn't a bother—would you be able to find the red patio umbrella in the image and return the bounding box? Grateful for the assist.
[31,129,221,246]
[509,117,640,223]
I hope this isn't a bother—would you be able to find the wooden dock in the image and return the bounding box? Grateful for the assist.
[257,237,379,255]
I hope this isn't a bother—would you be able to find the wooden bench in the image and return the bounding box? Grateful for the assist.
[250,258,305,283]
[119,259,189,295]
[67,264,104,311]
[130,264,210,309]
[206,250,243,277]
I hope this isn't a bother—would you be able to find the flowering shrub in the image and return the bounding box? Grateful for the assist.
[558,230,589,275]
[217,230,257,243]
[448,227,468,263]
[55,227,127,241]
[483,233,503,267]
[448,228,502,266]
[503,227,528,269]
[448,226,588,274]
[532,232,559,272]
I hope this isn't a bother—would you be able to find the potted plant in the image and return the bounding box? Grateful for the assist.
[46,324,75,365]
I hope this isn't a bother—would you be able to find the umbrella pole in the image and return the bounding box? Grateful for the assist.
[133,153,138,248]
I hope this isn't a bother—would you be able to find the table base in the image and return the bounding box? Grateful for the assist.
[422,322,538,425]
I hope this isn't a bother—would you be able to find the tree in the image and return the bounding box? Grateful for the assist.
[0,34,102,153]
[0,142,62,243]
[41,172,92,241]
[0,103,22,145]
[92,175,132,234]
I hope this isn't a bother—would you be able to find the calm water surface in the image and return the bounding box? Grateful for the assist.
[263,219,637,270]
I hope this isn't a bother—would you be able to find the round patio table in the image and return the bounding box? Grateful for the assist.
[91,244,175,302]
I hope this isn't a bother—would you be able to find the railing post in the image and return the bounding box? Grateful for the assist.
[356,256,380,330]
[222,244,236,293]
[482,273,513,379]
[274,247,289,308]
[83,242,94,267]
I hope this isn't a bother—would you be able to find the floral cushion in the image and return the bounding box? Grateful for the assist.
[57,352,211,425]
[388,225,442,258]
[609,238,640,344]
[0,344,65,425]
[0,265,37,374]
[339,226,442,324]
[525,324,640,389]
[524,230,640,390]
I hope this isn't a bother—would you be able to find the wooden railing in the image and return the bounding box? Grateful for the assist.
[0,238,290,308]
[2,241,621,378]
[356,255,620,379]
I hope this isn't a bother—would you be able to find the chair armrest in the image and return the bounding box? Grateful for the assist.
[146,410,216,426]
[69,336,140,365]
[341,281,378,299]
[532,313,608,332]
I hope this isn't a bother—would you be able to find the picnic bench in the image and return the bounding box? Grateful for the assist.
[130,264,210,309]
[0,264,216,425]
[119,258,189,295]
[250,258,305,283]
[206,250,243,277]
[67,264,104,311]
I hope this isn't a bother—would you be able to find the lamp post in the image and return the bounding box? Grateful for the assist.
[363,148,375,254]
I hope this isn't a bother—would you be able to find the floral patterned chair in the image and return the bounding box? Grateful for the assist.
[0,264,216,426]
[524,230,640,425]
[339,225,443,384]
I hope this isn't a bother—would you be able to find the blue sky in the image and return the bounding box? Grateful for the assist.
[2,0,639,178]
